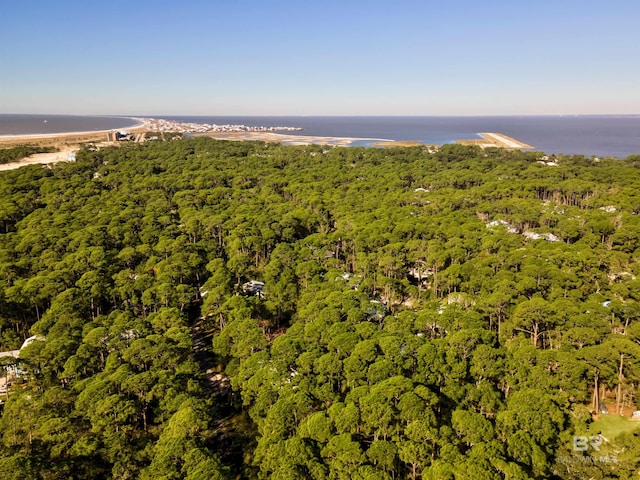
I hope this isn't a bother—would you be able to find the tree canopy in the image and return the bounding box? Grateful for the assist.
[0,138,639,478]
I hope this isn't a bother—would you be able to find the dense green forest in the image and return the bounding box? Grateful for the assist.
[0,138,639,479]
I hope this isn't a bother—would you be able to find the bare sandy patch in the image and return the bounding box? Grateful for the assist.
[0,148,78,171]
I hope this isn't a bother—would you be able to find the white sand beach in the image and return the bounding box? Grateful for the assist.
[0,117,148,144]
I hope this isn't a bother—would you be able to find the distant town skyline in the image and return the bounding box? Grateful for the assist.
[2,0,640,116]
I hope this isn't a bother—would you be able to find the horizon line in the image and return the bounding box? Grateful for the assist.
[3,112,640,118]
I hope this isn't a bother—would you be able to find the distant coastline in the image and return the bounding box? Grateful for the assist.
[151,115,640,157]
[0,115,639,157]
[0,115,532,150]
[0,117,146,142]
[0,114,144,137]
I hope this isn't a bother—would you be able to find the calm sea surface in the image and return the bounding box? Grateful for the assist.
[2,114,639,158]
[161,115,640,158]
[0,114,140,136]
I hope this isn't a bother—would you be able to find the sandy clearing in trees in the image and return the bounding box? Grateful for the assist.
[0,148,79,171]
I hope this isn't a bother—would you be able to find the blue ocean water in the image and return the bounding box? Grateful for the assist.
[0,114,140,136]
[159,115,640,158]
[2,114,639,158]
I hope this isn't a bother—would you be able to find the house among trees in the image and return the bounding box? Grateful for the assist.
[0,336,44,394]
[241,280,265,297]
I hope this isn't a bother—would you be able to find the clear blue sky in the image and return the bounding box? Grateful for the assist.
[2,0,639,115]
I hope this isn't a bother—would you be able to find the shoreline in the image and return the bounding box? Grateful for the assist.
[196,131,393,146]
[0,126,536,172]
[0,121,535,150]
[0,117,148,144]
[1,114,536,149]
[0,114,535,156]
[0,117,150,171]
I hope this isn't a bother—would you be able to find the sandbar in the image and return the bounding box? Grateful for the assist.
[456,132,534,150]
[195,131,389,147]
[373,132,533,150]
